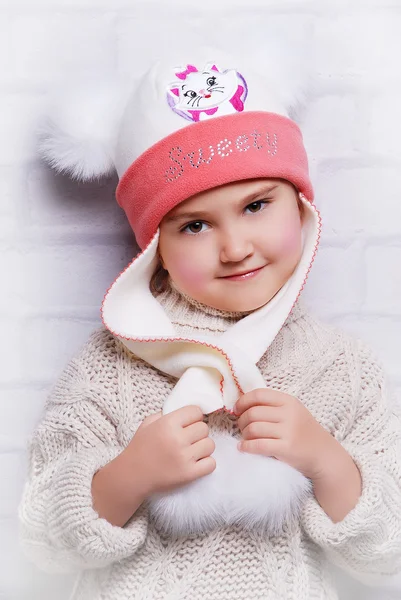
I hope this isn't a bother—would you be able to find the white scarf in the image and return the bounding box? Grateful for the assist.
[102,193,321,536]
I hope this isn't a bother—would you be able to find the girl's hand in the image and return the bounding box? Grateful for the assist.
[234,388,339,480]
[126,406,216,496]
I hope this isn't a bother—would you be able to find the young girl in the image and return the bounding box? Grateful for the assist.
[18,52,401,600]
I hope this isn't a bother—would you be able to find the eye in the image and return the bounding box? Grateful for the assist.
[184,90,197,98]
[180,221,208,235]
[206,76,217,86]
[245,200,270,214]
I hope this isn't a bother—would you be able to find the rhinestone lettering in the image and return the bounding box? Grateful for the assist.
[216,138,233,157]
[235,134,250,152]
[165,147,185,182]
[186,146,215,168]
[266,132,278,155]
[251,129,263,150]
[164,129,278,183]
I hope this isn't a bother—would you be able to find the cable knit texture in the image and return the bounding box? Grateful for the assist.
[18,282,401,600]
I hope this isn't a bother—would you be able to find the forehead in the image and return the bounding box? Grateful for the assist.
[189,178,281,202]
[166,179,283,219]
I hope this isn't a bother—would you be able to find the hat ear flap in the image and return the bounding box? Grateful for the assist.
[37,77,132,181]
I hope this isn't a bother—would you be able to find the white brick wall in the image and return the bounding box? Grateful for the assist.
[1,2,400,599]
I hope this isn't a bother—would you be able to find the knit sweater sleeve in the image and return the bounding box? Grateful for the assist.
[300,338,401,586]
[18,329,149,574]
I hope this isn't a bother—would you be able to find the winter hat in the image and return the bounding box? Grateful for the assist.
[38,45,322,537]
[39,46,314,250]
[115,61,314,249]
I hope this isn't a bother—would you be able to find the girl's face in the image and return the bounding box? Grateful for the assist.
[158,178,304,313]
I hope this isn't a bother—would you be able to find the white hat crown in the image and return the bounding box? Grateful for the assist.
[37,38,314,182]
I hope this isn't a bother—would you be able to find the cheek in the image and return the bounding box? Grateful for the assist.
[166,247,210,288]
[276,219,303,256]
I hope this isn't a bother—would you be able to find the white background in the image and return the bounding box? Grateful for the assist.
[1,1,401,599]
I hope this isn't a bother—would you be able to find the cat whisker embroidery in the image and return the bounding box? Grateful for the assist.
[189,96,201,107]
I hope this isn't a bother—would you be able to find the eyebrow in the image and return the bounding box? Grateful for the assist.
[164,184,280,224]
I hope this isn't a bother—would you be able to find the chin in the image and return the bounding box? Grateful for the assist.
[212,294,274,313]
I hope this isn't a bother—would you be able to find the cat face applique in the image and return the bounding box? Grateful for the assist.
[166,62,248,123]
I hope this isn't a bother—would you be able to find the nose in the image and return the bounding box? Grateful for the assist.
[219,230,254,263]
[199,89,206,95]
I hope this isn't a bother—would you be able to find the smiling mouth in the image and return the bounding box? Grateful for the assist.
[220,265,267,279]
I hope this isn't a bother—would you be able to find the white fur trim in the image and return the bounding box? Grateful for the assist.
[38,77,131,180]
[148,431,312,537]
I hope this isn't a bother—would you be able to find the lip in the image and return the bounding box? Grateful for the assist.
[220,265,266,281]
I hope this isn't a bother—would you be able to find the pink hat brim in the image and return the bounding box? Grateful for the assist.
[116,111,314,249]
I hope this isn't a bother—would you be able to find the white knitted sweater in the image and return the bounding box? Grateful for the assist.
[18,283,401,600]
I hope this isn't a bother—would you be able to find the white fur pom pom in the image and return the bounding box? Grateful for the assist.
[223,434,312,534]
[38,77,132,181]
[148,431,312,537]
[243,28,315,119]
[194,34,314,120]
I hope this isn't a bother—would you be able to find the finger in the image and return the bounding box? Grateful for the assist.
[237,405,282,431]
[172,405,204,427]
[190,456,216,481]
[235,388,285,416]
[189,437,216,461]
[241,421,281,441]
[184,421,209,444]
[238,438,282,458]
